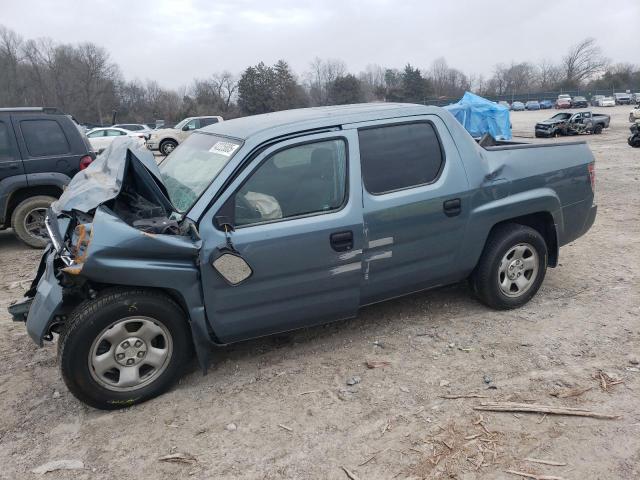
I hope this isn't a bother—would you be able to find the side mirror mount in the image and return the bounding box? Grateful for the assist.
[214,215,234,232]
[214,197,235,231]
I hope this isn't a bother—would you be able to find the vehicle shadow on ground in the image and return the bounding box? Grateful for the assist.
[0,229,26,249]
[186,281,482,380]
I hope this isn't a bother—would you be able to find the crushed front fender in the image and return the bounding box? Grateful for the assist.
[25,249,64,346]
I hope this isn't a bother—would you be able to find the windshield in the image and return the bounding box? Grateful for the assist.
[159,133,242,212]
[173,118,191,130]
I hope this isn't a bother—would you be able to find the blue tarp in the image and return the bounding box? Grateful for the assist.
[444,92,512,140]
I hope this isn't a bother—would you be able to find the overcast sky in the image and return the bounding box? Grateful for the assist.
[3,0,638,88]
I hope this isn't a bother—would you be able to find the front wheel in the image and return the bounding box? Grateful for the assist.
[58,289,193,409]
[471,224,547,310]
[159,139,178,156]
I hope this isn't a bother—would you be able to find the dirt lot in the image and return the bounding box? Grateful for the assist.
[0,106,638,480]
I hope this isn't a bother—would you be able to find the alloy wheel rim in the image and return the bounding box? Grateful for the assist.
[23,207,49,239]
[89,316,173,392]
[497,243,539,298]
[163,143,175,154]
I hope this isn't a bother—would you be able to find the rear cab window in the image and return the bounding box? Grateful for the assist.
[358,122,444,194]
[20,119,70,157]
[200,118,219,127]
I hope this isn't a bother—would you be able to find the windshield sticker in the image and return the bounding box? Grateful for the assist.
[210,141,239,156]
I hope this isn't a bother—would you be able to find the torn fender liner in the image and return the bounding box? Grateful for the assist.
[52,137,174,217]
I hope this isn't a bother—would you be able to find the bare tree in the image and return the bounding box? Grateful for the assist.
[429,57,470,98]
[212,72,238,110]
[306,57,347,106]
[537,59,562,90]
[0,26,24,104]
[358,63,386,101]
[562,38,608,86]
[487,62,537,96]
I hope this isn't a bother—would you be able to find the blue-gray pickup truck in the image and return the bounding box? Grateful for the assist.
[9,103,597,409]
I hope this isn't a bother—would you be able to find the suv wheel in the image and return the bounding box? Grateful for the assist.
[471,224,548,310]
[11,195,56,248]
[58,289,193,409]
[160,139,178,156]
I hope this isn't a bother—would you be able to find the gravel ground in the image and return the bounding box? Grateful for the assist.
[0,106,638,479]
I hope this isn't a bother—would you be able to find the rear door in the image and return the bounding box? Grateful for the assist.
[198,130,364,343]
[12,114,84,178]
[0,114,27,223]
[346,115,470,305]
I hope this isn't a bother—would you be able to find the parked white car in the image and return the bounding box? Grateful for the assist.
[599,97,616,107]
[113,123,153,138]
[630,105,640,123]
[146,116,223,156]
[86,127,147,154]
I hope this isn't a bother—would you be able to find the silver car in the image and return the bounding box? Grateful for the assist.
[146,116,223,155]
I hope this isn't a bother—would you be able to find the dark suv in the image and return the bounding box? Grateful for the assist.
[0,108,93,247]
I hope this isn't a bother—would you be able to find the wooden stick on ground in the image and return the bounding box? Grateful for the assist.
[441,394,489,399]
[505,470,566,480]
[474,402,620,420]
[524,458,567,466]
[341,466,360,480]
[550,386,592,398]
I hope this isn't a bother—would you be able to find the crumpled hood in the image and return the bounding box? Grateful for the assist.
[52,137,173,216]
[537,119,564,126]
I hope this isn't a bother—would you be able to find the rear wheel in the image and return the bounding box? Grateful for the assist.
[593,124,603,134]
[58,289,193,409]
[11,195,56,248]
[471,224,547,310]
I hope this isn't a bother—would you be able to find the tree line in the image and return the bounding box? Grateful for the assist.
[1,24,638,125]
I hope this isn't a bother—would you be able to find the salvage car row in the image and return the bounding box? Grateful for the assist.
[499,92,636,111]
[86,116,224,155]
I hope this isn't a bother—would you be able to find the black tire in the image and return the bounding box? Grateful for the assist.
[593,124,603,134]
[11,195,56,248]
[471,224,548,310]
[159,139,178,156]
[58,288,193,409]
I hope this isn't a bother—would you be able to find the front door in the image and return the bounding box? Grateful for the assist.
[198,130,364,343]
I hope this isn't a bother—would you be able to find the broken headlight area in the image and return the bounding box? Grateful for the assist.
[59,221,93,275]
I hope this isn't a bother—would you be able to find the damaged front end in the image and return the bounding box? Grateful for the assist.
[9,139,204,348]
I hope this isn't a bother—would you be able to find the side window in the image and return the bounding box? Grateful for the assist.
[234,139,347,227]
[200,118,219,127]
[358,122,444,194]
[87,130,105,138]
[186,119,199,130]
[20,119,70,157]
[0,121,15,160]
[106,129,125,136]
